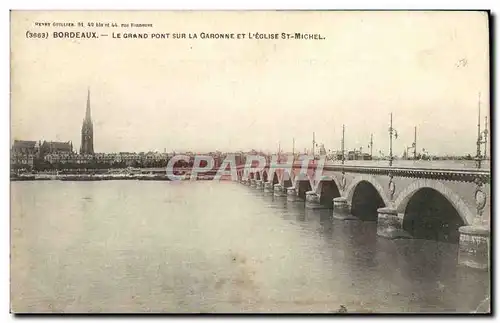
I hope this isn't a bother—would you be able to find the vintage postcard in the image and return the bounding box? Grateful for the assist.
[10,10,491,314]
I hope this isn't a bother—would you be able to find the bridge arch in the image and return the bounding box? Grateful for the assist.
[318,178,341,208]
[283,177,293,189]
[296,180,312,200]
[345,175,388,221]
[345,175,390,207]
[318,175,342,196]
[272,172,279,185]
[395,179,474,227]
[291,172,313,190]
[266,169,293,186]
[261,170,269,183]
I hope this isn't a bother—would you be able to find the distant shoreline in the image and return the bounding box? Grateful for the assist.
[11,175,171,182]
[9,172,227,182]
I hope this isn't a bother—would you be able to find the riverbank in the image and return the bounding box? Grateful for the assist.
[11,174,174,181]
[9,173,224,182]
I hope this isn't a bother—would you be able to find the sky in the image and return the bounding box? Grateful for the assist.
[11,11,490,156]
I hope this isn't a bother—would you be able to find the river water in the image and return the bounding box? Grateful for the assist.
[10,181,490,313]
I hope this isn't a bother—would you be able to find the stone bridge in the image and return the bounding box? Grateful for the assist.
[236,161,491,270]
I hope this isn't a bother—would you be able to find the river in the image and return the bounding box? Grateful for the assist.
[10,181,490,313]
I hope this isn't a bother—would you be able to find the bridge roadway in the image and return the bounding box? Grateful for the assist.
[234,160,491,271]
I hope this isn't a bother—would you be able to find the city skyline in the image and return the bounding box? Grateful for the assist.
[11,11,489,155]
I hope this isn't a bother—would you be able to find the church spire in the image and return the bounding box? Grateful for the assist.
[80,87,94,155]
[85,87,91,122]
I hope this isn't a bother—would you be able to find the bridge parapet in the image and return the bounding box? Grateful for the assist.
[237,163,490,182]
[325,165,490,183]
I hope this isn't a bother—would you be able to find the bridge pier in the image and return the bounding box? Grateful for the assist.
[274,184,286,197]
[250,179,257,188]
[332,197,358,220]
[255,179,263,189]
[263,182,273,194]
[305,191,322,209]
[376,207,412,239]
[458,225,490,270]
[287,187,299,202]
